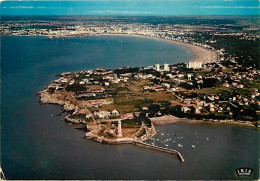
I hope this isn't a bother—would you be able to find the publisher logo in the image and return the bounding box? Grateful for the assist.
[236,168,253,176]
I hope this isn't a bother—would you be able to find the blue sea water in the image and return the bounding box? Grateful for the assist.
[1,35,259,180]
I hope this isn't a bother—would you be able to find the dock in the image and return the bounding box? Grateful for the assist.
[133,141,184,162]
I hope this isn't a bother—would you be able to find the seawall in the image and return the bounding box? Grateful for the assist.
[133,141,184,162]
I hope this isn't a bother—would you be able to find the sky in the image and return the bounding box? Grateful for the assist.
[0,0,259,16]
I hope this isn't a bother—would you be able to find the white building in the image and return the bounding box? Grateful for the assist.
[94,110,111,119]
[155,64,160,71]
[111,109,119,115]
[188,62,202,69]
[163,63,170,71]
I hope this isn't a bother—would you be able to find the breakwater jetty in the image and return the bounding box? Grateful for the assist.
[133,141,184,162]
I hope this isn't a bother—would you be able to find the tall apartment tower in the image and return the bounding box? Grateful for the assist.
[163,63,170,71]
[155,64,160,71]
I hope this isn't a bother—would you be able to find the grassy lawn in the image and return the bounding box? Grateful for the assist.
[240,79,260,89]
[93,104,136,114]
[86,85,104,90]
[130,80,153,87]
[187,86,230,94]
[87,79,175,113]
[145,91,174,101]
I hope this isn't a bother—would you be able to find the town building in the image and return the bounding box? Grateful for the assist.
[155,64,160,71]
[188,62,202,69]
[163,63,170,71]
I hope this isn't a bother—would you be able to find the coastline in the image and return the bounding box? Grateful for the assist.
[150,115,258,129]
[90,33,217,64]
[37,33,257,133]
[8,33,217,64]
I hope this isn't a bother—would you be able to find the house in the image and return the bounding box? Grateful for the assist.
[111,109,119,115]
[237,84,244,88]
[94,110,111,119]
[181,104,200,114]
[112,79,120,84]
[143,86,150,91]
[207,95,215,101]
[122,113,134,119]
[253,92,260,97]
[142,107,148,111]
[218,107,223,112]
[162,83,171,88]
[223,83,230,87]
[78,93,96,98]
[183,98,192,104]
[232,82,238,87]
[150,85,164,91]
[181,106,191,113]
[79,81,85,85]
[171,87,179,92]
[85,113,92,119]
[210,107,216,112]
[123,77,129,82]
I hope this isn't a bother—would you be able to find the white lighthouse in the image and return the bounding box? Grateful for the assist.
[117,120,123,137]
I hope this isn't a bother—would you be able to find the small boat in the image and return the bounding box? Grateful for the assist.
[191,145,195,148]
[178,144,183,147]
[0,167,6,180]
[161,133,164,136]
[206,137,210,140]
[165,144,168,147]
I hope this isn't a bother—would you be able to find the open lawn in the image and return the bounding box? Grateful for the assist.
[88,80,174,113]
[186,85,230,94]
[91,104,136,114]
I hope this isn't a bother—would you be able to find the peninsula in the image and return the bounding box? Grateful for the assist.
[39,58,259,147]
[31,16,259,152]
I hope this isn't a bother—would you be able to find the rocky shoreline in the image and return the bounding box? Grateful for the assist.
[39,89,78,112]
[38,88,158,144]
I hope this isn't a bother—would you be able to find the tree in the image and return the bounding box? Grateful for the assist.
[148,104,161,117]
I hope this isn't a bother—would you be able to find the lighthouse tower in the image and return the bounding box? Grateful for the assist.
[117,120,123,137]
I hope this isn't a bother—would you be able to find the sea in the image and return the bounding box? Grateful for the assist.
[1,35,259,180]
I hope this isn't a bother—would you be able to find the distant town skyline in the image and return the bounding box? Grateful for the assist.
[0,0,259,15]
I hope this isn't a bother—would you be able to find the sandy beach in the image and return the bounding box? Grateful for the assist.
[95,33,217,64]
[150,115,257,128]
[150,115,204,125]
